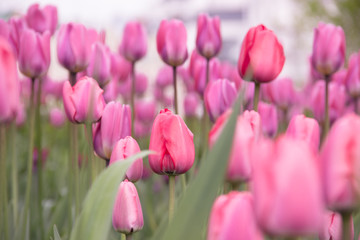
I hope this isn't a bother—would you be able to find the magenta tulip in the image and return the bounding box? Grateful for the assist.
[0,20,9,40]
[112,179,143,234]
[87,42,112,87]
[149,109,195,175]
[258,101,278,137]
[193,57,222,95]
[319,211,354,240]
[155,66,173,88]
[135,100,156,123]
[26,4,57,35]
[8,16,27,57]
[184,92,200,117]
[62,76,106,123]
[156,19,188,67]
[345,52,360,98]
[262,77,297,110]
[332,69,347,85]
[110,52,131,82]
[49,108,65,127]
[196,14,221,59]
[119,21,147,63]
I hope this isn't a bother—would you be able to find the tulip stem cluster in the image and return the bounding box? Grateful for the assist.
[253,82,260,112]
[0,124,9,240]
[168,175,176,222]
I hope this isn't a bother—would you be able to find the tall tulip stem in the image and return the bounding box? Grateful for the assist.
[131,62,136,136]
[168,175,175,222]
[10,123,18,225]
[324,77,330,137]
[0,124,8,240]
[200,58,210,161]
[341,212,351,240]
[354,97,359,115]
[173,66,178,114]
[253,82,260,112]
[72,124,80,217]
[126,233,133,240]
[86,121,95,183]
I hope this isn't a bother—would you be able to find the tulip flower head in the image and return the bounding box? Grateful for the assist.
[196,14,222,59]
[345,52,360,98]
[87,42,112,87]
[119,21,147,63]
[319,211,354,240]
[26,4,58,35]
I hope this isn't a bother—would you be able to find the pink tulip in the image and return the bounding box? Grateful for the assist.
[196,14,221,59]
[8,16,27,57]
[155,66,173,88]
[184,92,200,117]
[261,77,297,110]
[42,77,65,100]
[135,100,156,123]
[119,21,147,62]
[0,37,20,123]
[220,61,243,90]
[345,52,360,98]
[156,19,188,67]
[204,79,237,122]
[112,179,143,234]
[207,191,264,240]
[286,114,320,152]
[87,42,112,87]
[0,20,10,40]
[26,4,57,35]
[49,108,65,127]
[93,102,131,160]
[118,73,148,100]
[193,57,222,95]
[62,76,106,123]
[149,109,195,175]
[209,110,261,183]
[251,136,324,237]
[332,69,347,85]
[321,113,360,211]
[311,22,345,77]
[109,136,143,182]
[178,66,194,92]
[154,87,172,108]
[319,211,354,240]
[110,52,131,82]
[258,102,278,137]
[57,23,98,73]
[238,24,285,83]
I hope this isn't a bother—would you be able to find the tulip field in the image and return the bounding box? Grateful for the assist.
[2,2,360,240]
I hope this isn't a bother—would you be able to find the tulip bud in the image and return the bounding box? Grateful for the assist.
[261,77,297,110]
[155,66,173,88]
[319,211,354,240]
[156,19,188,67]
[49,108,65,127]
[238,24,285,83]
[135,100,156,123]
[204,79,237,122]
[18,29,50,78]
[345,52,360,98]
[26,4,58,35]
[112,180,144,234]
[62,76,106,123]
[258,102,278,137]
[110,53,131,82]
[0,20,10,40]
[311,22,346,77]
[119,21,147,62]
[193,57,222,95]
[332,69,347,85]
[93,102,131,160]
[196,14,221,59]
[207,191,264,240]
[8,16,27,57]
[149,109,195,175]
[109,136,143,182]
[87,42,112,87]
[184,92,200,117]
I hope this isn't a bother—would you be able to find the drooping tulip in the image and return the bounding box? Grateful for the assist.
[25,4,58,35]
[62,76,106,123]
[149,109,194,175]
[345,52,360,98]
[119,21,147,63]
[207,191,264,240]
[112,179,144,234]
[109,136,143,182]
[196,14,221,59]
[92,102,131,160]
[319,211,354,240]
[258,101,278,137]
[87,42,112,87]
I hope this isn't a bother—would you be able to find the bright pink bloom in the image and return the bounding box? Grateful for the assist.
[149,109,194,175]
[62,76,106,123]
[258,102,278,137]
[8,16,27,57]
[119,21,147,62]
[196,14,221,59]
[238,24,285,83]
[112,179,143,234]
[110,52,131,82]
[156,19,188,67]
[345,52,360,98]
[184,92,200,117]
[321,113,360,211]
[207,191,264,240]
[0,20,10,40]
[319,211,354,240]
[87,42,112,87]
[251,136,324,237]
[262,77,297,110]
[109,136,143,182]
[25,4,57,35]
[311,22,346,77]
[49,108,65,127]
[332,69,347,85]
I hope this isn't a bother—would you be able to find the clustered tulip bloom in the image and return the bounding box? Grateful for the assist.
[25,3,58,35]
[119,21,147,63]
[196,14,222,59]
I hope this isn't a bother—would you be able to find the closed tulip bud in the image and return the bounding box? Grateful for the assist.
[149,109,195,175]
[93,102,131,160]
[119,21,147,62]
[87,42,112,87]
[135,100,156,123]
[345,52,360,98]
[62,76,106,123]
[49,108,65,127]
[319,211,354,240]
[321,114,360,211]
[18,29,50,78]
[311,22,345,77]
[238,24,285,83]
[0,37,20,123]
[258,102,278,137]
[57,23,98,73]
[156,19,188,67]
[196,14,221,59]
[262,77,297,110]
[207,191,264,240]
[204,79,237,122]
[110,53,131,82]
[193,57,222,95]
[251,136,324,237]
[184,92,200,117]
[8,16,27,57]
[112,180,143,234]
[286,114,320,152]
[26,4,58,35]
[109,136,143,182]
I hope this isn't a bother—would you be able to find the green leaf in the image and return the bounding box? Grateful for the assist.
[151,94,242,240]
[53,225,61,240]
[69,151,152,240]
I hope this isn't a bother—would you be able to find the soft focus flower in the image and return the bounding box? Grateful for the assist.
[319,211,354,240]
[262,77,297,110]
[321,113,360,212]
[345,52,360,98]
[43,77,65,100]
[62,76,106,123]
[112,179,144,234]
[196,14,221,59]
[87,42,111,87]
[156,19,188,67]
[149,109,195,175]
[118,73,148,100]
[207,191,264,240]
[18,29,50,78]
[251,136,324,237]
[311,22,346,77]
[33,148,49,171]
[119,21,147,62]
[25,4,57,35]
[49,108,65,127]
[8,16,27,57]
[135,100,156,123]
[193,57,222,95]
[258,102,278,137]
[184,92,200,117]
[332,69,347,85]
[204,79,237,122]
[0,20,10,40]
[155,66,173,88]
[93,102,131,160]
[110,52,131,82]
[238,24,285,83]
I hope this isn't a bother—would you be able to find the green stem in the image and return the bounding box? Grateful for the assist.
[21,78,36,240]
[72,124,80,217]
[253,82,260,112]
[86,121,95,183]
[168,175,175,222]
[131,62,135,137]
[0,124,9,240]
[324,77,330,138]
[173,66,178,114]
[199,58,210,162]
[180,175,186,193]
[126,233,133,240]
[10,123,18,225]
[341,212,352,240]
[69,71,77,86]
